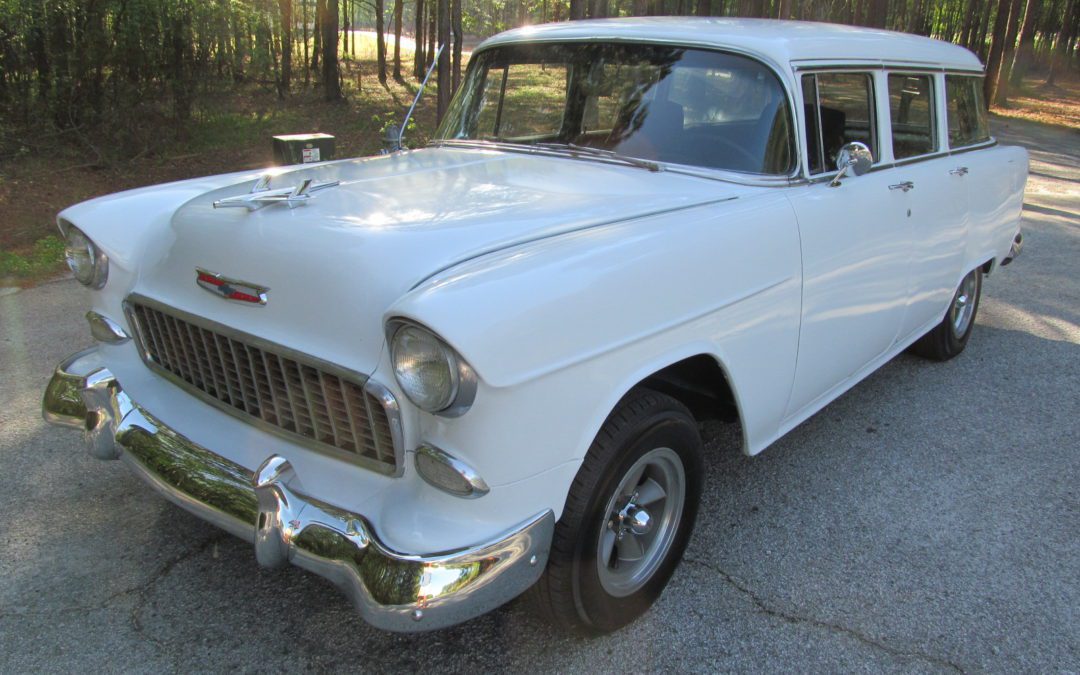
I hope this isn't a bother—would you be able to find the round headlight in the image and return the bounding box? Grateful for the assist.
[64,225,107,288]
[391,324,460,413]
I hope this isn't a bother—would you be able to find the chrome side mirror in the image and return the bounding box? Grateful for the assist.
[829,142,873,187]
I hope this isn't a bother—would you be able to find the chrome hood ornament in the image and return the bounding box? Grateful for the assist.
[213,174,341,211]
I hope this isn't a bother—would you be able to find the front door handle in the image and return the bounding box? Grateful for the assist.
[949,166,969,176]
[889,181,915,192]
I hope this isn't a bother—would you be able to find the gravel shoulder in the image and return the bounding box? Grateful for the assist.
[1,117,1077,673]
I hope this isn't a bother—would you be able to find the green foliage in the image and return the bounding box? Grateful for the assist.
[0,236,66,280]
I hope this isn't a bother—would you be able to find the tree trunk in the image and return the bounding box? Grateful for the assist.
[318,0,341,100]
[436,0,450,122]
[452,0,463,91]
[696,0,710,14]
[313,4,321,73]
[279,0,293,92]
[958,0,976,48]
[1046,0,1077,84]
[393,0,404,80]
[341,0,349,58]
[303,0,311,85]
[1009,0,1041,87]
[414,0,426,79]
[865,0,888,28]
[994,0,1025,105]
[570,0,587,19]
[375,0,387,83]
[972,0,993,56]
[427,2,436,70]
[983,0,1012,105]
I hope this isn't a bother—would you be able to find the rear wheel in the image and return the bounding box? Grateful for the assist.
[911,267,982,361]
[528,388,703,635]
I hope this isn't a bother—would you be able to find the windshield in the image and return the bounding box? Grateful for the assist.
[436,42,795,175]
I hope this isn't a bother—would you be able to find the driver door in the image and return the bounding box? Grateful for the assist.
[783,71,913,420]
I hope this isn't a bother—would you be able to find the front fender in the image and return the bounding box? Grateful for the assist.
[386,191,803,492]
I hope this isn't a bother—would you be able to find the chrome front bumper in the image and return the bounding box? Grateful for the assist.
[42,347,554,632]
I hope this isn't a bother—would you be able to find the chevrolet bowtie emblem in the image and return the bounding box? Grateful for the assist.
[212,174,340,211]
[196,268,269,305]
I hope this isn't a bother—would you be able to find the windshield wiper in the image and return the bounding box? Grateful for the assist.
[531,142,662,172]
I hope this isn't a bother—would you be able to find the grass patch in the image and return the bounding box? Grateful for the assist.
[0,235,66,284]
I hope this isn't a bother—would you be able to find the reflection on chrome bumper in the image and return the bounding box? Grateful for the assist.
[42,348,554,632]
[1002,231,1023,266]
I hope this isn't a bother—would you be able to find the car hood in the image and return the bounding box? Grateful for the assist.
[94,147,742,376]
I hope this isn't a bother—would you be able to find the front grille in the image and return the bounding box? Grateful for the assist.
[127,299,399,474]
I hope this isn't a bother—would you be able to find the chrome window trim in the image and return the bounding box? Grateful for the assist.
[804,138,998,185]
[123,293,405,477]
[949,138,997,154]
[792,60,985,75]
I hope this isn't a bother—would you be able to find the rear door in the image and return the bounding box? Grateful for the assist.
[784,71,913,419]
[888,71,969,341]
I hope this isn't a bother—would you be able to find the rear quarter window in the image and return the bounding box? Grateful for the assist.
[945,75,991,149]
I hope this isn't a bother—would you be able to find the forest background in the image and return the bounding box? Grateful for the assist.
[0,0,1076,281]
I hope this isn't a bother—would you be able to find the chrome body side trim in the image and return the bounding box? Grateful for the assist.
[122,293,406,476]
[42,348,554,632]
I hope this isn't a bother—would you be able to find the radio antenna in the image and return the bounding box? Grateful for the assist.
[389,43,446,153]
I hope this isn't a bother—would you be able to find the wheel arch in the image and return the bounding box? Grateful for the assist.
[579,344,749,470]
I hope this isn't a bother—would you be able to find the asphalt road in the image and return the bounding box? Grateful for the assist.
[1,117,1077,673]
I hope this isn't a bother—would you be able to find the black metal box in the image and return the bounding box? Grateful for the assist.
[272,133,335,165]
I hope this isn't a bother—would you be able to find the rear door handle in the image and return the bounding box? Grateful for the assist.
[949,166,969,176]
[889,181,915,192]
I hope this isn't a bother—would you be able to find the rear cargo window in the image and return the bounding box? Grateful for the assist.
[945,75,991,148]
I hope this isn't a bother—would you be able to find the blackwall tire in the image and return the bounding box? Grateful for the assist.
[910,267,983,361]
[526,387,703,635]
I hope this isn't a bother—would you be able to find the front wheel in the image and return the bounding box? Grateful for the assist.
[527,388,703,634]
[910,267,983,361]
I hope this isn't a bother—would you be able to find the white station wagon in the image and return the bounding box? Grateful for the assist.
[44,17,1026,634]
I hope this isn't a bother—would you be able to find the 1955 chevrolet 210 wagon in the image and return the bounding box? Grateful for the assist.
[43,17,1027,634]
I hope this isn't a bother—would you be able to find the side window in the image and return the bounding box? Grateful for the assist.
[945,75,991,148]
[888,74,936,159]
[802,72,876,174]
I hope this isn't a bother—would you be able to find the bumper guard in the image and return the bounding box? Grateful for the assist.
[42,348,553,632]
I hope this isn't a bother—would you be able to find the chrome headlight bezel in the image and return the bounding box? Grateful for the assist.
[387,320,477,417]
[60,221,108,289]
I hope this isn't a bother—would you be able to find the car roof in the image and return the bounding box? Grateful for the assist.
[478,17,984,73]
